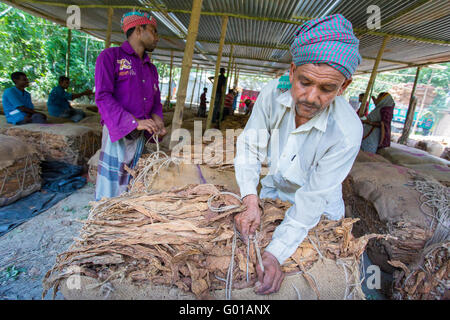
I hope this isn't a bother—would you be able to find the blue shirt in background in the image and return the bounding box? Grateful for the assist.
[47,85,73,117]
[2,87,34,124]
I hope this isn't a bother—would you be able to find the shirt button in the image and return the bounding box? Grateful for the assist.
[144,98,147,101]
[132,120,136,124]
[142,80,146,83]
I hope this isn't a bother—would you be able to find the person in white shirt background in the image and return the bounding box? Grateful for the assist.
[234,14,363,295]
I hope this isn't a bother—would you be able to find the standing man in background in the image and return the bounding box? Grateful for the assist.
[95,11,167,200]
[209,67,227,124]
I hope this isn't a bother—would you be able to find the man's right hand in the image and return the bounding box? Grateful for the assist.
[234,194,261,240]
[136,118,159,135]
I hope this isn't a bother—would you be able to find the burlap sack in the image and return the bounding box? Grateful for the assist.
[132,161,240,194]
[355,150,391,164]
[3,123,101,165]
[401,163,450,187]
[378,143,449,167]
[58,258,363,300]
[343,162,438,273]
[0,115,12,131]
[0,135,41,207]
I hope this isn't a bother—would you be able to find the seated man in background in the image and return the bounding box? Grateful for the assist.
[2,72,47,125]
[47,76,92,122]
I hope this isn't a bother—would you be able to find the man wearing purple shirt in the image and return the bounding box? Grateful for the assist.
[95,11,167,200]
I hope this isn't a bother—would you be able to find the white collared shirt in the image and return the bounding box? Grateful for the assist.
[234,79,363,264]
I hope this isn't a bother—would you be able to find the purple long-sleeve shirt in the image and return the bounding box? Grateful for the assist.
[95,41,163,143]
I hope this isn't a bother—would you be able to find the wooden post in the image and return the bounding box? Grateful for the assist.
[105,8,114,49]
[226,45,234,90]
[189,64,200,108]
[412,69,434,136]
[234,68,239,88]
[65,28,72,78]
[359,36,390,117]
[197,68,203,106]
[169,0,203,149]
[166,50,174,106]
[206,16,229,130]
[399,67,422,145]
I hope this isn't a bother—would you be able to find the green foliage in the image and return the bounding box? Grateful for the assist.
[0,3,105,101]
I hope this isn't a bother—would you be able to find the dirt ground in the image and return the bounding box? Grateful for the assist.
[0,184,95,300]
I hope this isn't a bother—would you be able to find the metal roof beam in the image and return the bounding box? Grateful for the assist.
[356,0,434,38]
[356,60,450,74]
[11,0,450,45]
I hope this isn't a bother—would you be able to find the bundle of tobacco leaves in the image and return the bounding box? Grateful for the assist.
[390,242,449,300]
[43,184,383,299]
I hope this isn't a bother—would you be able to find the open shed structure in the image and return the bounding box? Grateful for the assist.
[3,0,450,134]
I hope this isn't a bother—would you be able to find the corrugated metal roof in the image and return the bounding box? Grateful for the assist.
[2,0,450,77]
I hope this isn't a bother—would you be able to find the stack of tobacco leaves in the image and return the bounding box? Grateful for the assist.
[3,124,101,165]
[390,242,449,300]
[0,134,42,206]
[43,184,383,299]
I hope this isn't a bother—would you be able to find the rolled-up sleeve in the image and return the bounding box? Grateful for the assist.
[95,50,137,143]
[234,90,271,198]
[265,140,361,264]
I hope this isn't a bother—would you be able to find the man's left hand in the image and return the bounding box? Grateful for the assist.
[255,251,285,295]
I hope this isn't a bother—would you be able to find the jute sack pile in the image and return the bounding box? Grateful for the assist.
[43,184,384,300]
[3,123,101,166]
[377,142,449,167]
[343,162,446,273]
[0,134,42,207]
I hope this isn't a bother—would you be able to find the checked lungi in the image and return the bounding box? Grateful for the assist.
[95,126,145,201]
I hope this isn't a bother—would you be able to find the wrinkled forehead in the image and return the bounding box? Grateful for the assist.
[293,63,346,85]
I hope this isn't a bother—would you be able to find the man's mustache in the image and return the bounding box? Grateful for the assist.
[296,101,322,110]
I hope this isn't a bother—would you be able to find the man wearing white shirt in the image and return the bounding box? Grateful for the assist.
[234,14,363,295]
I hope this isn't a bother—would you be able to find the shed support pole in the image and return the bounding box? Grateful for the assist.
[105,8,114,49]
[359,36,390,117]
[206,16,229,130]
[411,69,434,136]
[65,29,72,78]
[190,64,200,108]
[166,50,174,106]
[399,67,422,145]
[169,0,203,149]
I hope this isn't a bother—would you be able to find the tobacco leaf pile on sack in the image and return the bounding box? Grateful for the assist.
[2,124,100,165]
[390,242,449,300]
[43,183,384,299]
[0,134,42,207]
